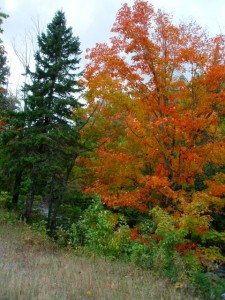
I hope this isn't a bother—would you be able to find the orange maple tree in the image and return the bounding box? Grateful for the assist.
[83,0,225,225]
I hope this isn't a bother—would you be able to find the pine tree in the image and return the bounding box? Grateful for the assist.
[0,10,11,193]
[25,10,82,124]
[21,10,84,222]
[0,11,10,110]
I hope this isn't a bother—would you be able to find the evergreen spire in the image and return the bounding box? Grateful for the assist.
[25,10,83,126]
[0,10,10,110]
[20,10,84,222]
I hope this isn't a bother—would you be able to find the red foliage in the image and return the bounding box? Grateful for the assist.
[175,242,198,255]
[83,0,225,223]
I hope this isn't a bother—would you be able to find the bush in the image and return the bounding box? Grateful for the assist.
[0,194,19,224]
[0,209,18,225]
[0,192,11,209]
[68,197,133,258]
[68,201,225,298]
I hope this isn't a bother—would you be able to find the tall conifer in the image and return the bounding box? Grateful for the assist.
[22,10,83,222]
[0,11,10,111]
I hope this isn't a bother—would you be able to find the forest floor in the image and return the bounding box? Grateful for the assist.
[0,210,199,300]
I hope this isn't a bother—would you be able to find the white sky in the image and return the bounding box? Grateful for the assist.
[1,0,225,92]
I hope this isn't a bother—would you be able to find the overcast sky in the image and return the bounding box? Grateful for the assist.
[2,0,225,92]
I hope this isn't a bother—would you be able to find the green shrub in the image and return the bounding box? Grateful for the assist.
[0,192,11,209]
[68,197,132,258]
[0,209,18,225]
[68,201,225,298]
[31,219,49,234]
[190,271,212,298]
[130,242,154,269]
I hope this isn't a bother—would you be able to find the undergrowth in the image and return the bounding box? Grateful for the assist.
[0,206,197,300]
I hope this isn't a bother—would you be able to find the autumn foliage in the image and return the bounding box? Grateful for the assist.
[83,0,225,252]
[84,1,224,206]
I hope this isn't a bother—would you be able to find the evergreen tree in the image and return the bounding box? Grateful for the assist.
[22,10,84,223]
[0,11,29,208]
[0,11,10,110]
[25,10,82,124]
[0,10,11,193]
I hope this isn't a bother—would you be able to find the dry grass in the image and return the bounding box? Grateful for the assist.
[0,220,200,300]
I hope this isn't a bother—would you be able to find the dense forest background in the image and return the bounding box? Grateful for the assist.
[0,1,225,298]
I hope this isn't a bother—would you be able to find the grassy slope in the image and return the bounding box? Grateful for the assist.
[0,211,199,300]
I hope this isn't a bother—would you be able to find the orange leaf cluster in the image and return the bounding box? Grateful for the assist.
[83,1,225,222]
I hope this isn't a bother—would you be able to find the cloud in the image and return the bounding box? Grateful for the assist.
[4,0,19,12]
[1,0,225,90]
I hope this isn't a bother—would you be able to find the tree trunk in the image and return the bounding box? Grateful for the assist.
[12,170,22,206]
[49,204,57,236]
[47,177,54,230]
[23,181,35,222]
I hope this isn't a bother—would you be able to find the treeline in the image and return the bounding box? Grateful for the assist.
[0,1,225,298]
